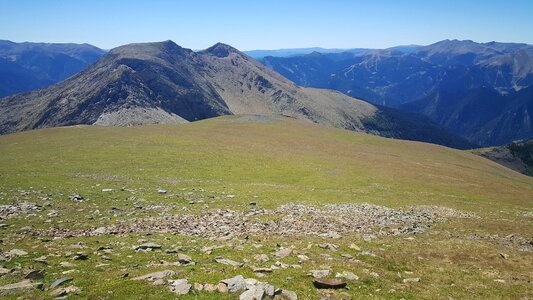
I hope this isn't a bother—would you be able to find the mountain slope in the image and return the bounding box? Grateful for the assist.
[0,40,472,148]
[0,115,530,299]
[0,40,106,97]
[401,86,533,146]
[472,139,533,176]
[262,40,533,145]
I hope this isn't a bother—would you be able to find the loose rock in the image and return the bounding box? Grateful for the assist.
[309,270,330,278]
[50,277,73,289]
[49,286,81,297]
[132,242,162,251]
[132,270,176,281]
[313,278,347,289]
[215,256,243,267]
[24,269,45,280]
[0,279,43,295]
[221,275,246,292]
[169,279,191,295]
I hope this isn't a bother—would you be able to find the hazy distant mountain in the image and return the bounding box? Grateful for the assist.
[0,40,105,97]
[402,86,533,146]
[244,47,370,59]
[263,40,533,146]
[0,40,471,148]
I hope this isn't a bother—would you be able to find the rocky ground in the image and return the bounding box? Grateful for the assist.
[0,187,531,299]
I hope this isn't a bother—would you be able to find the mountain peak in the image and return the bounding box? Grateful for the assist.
[203,42,242,58]
[108,40,190,59]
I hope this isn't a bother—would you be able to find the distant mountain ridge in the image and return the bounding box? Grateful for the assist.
[262,39,533,146]
[0,40,472,148]
[244,47,371,59]
[0,40,106,97]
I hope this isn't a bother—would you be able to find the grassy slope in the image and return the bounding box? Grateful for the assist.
[0,115,531,299]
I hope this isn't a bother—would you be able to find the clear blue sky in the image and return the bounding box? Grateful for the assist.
[1,0,532,50]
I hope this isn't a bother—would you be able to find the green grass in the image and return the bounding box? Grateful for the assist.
[0,115,531,299]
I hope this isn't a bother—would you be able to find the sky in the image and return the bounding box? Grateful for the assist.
[1,0,532,51]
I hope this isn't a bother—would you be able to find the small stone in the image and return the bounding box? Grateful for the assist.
[402,277,421,283]
[217,282,229,293]
[132,242,162,251]
[240,286,264,300]
[131,270,175,281]
[20,226,32,232]
[0,267,13,275]
[360,251,377,257]
[318,243,338,251]
[313,278,347,289]
[101,189,113,192]
[34,255,48,265]
[220,275,246,292]
[249,202,257,206]
[92,227,107,235]
[309,270,330,278]
[253,267,273,273]
[194,283,204,291]
[336,271,359,281]
[120,273,129,278]
[499,253,509,259]
[73,253,88,260]
[0,224,8,229]
[215,256,243,267]
[59,262,76,267]
[151,279,165,286]
[6,249,28,257]
[24,269,45,280]
[327,232,342,239]
[0,279,43,294]
[177,253,193,265]
[274,247,292,258]
[70,195,84,202]
[341,254,353,259]
[274,290,298,300]
[157,189,167,194]
[297,254,309,262]
[49,285,81,298]
[50,277,73,289]
[349,244,361,251]
[204,283,217,292]
[254,254,269,262]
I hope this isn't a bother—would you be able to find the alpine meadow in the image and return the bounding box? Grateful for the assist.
[0,1,531,299]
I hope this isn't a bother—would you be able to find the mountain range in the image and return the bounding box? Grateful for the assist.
[262,39,533,146]
[0,40,472,148]
[0,40,106,98]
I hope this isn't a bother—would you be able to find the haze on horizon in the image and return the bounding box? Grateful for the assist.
[1,0,532,51]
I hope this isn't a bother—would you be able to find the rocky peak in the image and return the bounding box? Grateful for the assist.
[202,42,243,58]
